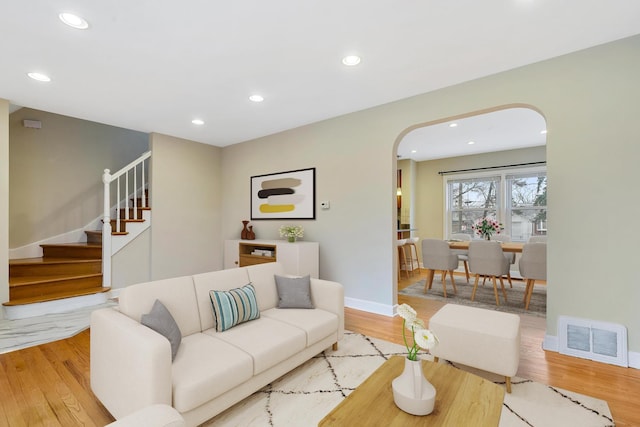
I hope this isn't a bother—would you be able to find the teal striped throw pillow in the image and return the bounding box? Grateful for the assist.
[209,283,260,332]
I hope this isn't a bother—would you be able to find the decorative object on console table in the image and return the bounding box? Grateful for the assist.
[250,167,316,220]
[471,216,504,240]
[392,304,439,416]
[247,226,255,240]
[241,220,249,239]
[280,225,304,243]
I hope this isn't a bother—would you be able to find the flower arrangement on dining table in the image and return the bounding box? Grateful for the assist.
[397,303,438,361]
[471,217,504,240]
[279,225,304,242]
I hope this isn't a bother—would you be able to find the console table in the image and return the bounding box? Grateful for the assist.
[224,239,319,278]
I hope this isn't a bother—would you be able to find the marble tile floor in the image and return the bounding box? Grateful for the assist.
[0,300,117,354]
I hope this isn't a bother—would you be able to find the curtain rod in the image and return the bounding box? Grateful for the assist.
[438,161,546,175]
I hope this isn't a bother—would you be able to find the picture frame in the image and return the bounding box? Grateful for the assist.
[251,168,316,220]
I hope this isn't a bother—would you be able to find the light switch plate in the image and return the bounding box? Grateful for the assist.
[320,201,330,209]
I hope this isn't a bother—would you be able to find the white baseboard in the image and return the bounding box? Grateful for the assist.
[344,297,395,317]
[543,333,559,351]
[628,351,640,369]
[544,333,639,369]
[9,217,103,259]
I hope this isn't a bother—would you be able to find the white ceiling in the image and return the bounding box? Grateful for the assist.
[2,1,640,150]
[397,107,547,162]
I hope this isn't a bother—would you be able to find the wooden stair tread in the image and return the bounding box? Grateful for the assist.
[9,257,101,265]
[40,243,102,248]
[9,273,103,287]
[3,287,111,306]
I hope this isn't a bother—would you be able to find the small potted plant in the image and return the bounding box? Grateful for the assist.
[279,225,304,243]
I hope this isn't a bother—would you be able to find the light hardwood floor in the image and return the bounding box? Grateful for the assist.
[1,270,639,426]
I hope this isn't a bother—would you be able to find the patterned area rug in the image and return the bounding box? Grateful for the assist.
[203,332,613,427]
[399,277,547,317]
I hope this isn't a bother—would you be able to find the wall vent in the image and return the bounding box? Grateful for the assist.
[558,315,628,367]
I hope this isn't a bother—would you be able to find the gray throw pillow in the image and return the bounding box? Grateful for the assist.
[274,275,314,309]
[141,299,182,361]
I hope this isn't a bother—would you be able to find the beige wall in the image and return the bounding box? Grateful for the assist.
[0,99,8,305]
[149,133,222,280]
[413,146,547,240]
[1,36,638,355]
[9,108,148,248]
[111,228,151,288]
[219,35,640,352]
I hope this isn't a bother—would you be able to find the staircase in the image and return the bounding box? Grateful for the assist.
[6,237,107,306]
[4,151,151,314]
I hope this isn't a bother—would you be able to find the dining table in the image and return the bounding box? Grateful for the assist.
[448,240,524,253]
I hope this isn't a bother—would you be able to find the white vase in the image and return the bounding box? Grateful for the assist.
[392,357,436,416]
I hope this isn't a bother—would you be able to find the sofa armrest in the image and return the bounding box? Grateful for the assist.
[91,308,173,419]
[310,278,344,340]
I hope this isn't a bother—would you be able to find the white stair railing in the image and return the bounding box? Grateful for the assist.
[102,151,151,286]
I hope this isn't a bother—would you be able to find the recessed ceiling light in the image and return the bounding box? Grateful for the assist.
[342,55,361,66]
[467,141,475,145]
[59,12,89,29]
[540,129,548,134]
[449,123,458,128]
[249,94,264,103]
[191,119,204,125]
[411,150,417,153]
[27,72,51,82]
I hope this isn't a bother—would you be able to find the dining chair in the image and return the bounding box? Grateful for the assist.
[450,233,471,283]
[421,238,459,297]
[518,242,547,310]
[468,240,510,306]
[489,234,515,287]
[528,235,547,243]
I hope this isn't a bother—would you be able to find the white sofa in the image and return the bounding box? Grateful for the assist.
[90,262,344,427]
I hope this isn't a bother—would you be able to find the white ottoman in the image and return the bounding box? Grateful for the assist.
[106,404,185,427]
[428,303,520,392]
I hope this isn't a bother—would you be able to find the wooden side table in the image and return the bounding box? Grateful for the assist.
[319,356,504,426]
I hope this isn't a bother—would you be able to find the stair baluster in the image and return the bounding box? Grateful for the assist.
[102,151,151,287]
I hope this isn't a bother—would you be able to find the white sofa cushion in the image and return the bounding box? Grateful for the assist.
[192,268,252,332]
[245,262,285,310]
[261,308,339,346]
[119,276,201,337]
[172,333,253,413]
[204,317,306,375]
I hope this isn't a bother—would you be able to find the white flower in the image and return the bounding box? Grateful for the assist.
[414,328,438,351]
[405,317,425,331]
[397,303,417,322]
[279,225,304,238]
[397,304,439,360]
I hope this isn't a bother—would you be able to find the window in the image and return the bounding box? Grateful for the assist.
[445,168,546,242]
[506,172,547,241]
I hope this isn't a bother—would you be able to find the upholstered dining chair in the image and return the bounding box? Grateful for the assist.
[468,240,510,306]
[489,234,515,287]
[450,233,471,283]
[421,238,459,297]
[518,242,547,310]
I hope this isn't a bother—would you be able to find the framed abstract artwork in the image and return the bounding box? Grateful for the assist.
[251,168,316,220]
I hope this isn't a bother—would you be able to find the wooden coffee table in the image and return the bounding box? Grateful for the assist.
[319,356,504,426]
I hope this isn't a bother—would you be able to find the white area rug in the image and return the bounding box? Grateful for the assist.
[203,332,614,426]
